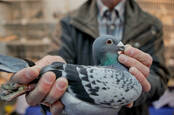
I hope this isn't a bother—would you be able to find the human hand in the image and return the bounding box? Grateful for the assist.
[11,55,68,115]
[118,45,152,92]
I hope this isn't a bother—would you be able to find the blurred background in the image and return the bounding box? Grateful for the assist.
[0,0,174,115]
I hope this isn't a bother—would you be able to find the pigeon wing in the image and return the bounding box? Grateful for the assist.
[0,54,31,73]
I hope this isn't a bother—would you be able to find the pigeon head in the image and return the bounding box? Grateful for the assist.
[92,35,125,65]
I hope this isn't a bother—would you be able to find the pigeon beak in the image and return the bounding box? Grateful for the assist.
[117,41,125,51]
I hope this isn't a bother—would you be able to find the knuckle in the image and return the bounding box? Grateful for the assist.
[14,68,34,83]
[129,67,141,80]
[143,81,151,92]
[56,56,63,60]
[44,55,53,59]
[55,84,67,94]
[147,83,151,91]
[133,69,145,82]
[139,75,145,83]
[144,67,150,77]
[56,56,66,63]
[119,54,129,64]
[44,55,65,63]
[147,68,150,75]
[148,55,153,65]
[130,59,139,68]
[129,67,137,75]
[41,73,56,85]
[125,44,132,50]
[125,47,134,56]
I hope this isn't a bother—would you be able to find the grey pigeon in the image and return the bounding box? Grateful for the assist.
[39,35,142,115]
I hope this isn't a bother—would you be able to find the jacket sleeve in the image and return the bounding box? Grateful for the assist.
[134,19,170,106]
[51,17,76,64]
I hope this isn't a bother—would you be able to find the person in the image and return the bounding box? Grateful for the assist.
[11,0,170,115]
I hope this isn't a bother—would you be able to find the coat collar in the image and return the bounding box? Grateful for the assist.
[70,0,148,42]
[70,0,99,38]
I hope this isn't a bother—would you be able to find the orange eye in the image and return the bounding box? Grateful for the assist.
[106,39,113,45]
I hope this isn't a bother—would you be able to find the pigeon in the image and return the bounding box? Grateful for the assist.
[0,35,142,115]
[39,35,142,114]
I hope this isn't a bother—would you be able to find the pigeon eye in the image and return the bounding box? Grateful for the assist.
[106,39,113,45]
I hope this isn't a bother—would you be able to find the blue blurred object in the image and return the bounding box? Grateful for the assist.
[25,106,174,115]
[25,106,51,115]
[149,106,174,115]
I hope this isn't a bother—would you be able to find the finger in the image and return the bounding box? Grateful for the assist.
[43,77,68,105]
[11,66,40,84]
[118,54,150,77]
[26,72,56,106]
[36,55,66,67]
[124,45,153,67]
[126,102,134,108]
[50,101,64,115]
[129,67,151,92]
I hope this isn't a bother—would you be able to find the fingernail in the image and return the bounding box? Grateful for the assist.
[56,78,67,90]
[146,83,151,92]
[43,73,55,84]
[126,102,134,108]
[119,54,127,63]
[130,67,136,72]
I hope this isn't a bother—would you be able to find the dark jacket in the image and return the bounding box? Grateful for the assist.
[52,0,170,115]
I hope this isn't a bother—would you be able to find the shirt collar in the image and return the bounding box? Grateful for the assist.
[97,0,126,21]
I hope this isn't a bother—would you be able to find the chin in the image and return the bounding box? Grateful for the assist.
[113,0,122,4]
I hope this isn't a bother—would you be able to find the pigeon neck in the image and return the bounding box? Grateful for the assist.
[100,52,119,66]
